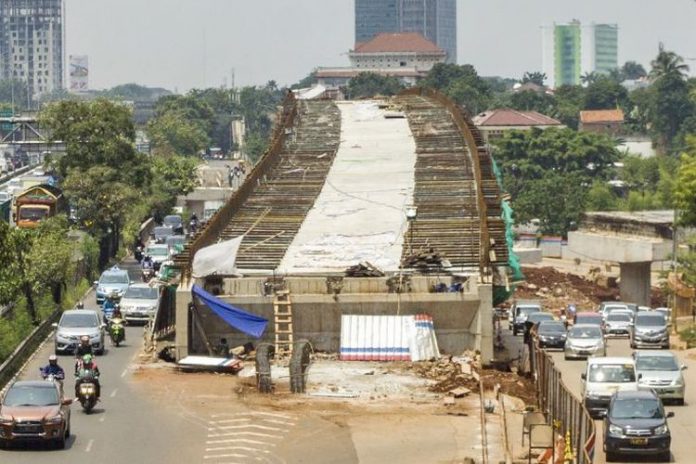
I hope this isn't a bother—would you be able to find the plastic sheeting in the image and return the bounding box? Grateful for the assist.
[278,101,416,273]
[191,235,244,278]
[192,285,268,338]
[339,314,440,362]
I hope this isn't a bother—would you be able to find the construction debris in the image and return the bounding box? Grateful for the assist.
[448,387,471,398]
[402,248,451,273]
[345,261,385,277]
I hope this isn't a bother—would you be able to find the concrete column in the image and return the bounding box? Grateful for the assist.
[619,261,651,307]
[174,280,193,360]
[476,283,494,365]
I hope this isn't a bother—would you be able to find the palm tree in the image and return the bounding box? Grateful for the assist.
[580,72,598,86]
[650,43,689,80]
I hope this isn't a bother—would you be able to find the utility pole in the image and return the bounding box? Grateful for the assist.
[672,208,679,334]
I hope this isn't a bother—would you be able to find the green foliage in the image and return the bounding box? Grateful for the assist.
[521,72,546,86]
[422,63,491,114]
[621,61,647,81]
[100,83,171,102]
[584,76,629,110]
[508,90,555,113]
[552,85,586,129]
[291,72,317,90]
[39,99,150,186]
[585,181,619,211]
[244,132,270,163]
[674,139,696,226]
[148,110,209,156]
[492,128,620,236]
[347,72,404,99]
[0,79,29,110]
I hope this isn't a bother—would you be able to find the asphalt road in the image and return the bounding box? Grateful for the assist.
[0,260,205,463]
[502,324,696,464]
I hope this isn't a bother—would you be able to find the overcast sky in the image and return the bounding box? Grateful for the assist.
[65,0,696,92]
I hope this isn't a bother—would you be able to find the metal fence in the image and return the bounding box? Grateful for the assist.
[531,339,596,464]
[150,285,176,341]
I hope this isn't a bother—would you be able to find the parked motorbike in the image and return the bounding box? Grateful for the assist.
[109,317,125,347]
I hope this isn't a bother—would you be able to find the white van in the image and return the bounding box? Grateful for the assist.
[582,357,639,418]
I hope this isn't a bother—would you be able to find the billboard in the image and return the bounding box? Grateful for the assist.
[69,55,89,92]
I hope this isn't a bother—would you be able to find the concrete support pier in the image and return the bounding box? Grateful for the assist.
[619,261,651,306]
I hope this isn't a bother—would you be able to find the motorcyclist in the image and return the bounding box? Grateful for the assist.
[73,335,94,374]
[102,292,119,322]
[189,213,199,234]
[109,307,126,341]
[75,354,101,399]
[41,355,65,381]
[75,301,84,309]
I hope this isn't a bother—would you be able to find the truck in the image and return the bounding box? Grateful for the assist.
[13,184,66,228]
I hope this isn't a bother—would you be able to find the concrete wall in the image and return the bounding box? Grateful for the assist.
[174,275,493,361]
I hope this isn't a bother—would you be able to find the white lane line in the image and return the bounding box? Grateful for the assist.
[211,411,294,420]
[207,438,275,447]
[208,424,282,432]
[85,439,94,452]
[204,453,250,460]
[262,418,295,426]
[110,389,118,398]
[120,368,128,378]
[205,446,270,454]
[209,418,252,424]
[207,431,278,439]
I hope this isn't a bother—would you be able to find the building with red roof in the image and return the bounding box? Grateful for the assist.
[473,109,564,142]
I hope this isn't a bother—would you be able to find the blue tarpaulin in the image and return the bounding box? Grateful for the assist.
[192,285,268,338]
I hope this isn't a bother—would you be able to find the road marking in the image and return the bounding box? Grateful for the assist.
[209,418,252,424]
[205,446,270,455]
[204,454,250,460]
[211,411,294,420]
[208,424,282,432]
[120,368,128,378]
[207,431,278,439]
[110,389,118,398]
[263,418,295,426]
[207,438,275,448]
[85,439,94,452]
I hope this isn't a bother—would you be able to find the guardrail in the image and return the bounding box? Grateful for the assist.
[0,308,61,391]
[0,164,35,187]
[530,338,595,464]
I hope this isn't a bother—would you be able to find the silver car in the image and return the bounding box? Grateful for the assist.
[604,311,633,337]
[633,351,686,405]
[120,284,160,323]
[52,310,105,355]
[564,324,607,360]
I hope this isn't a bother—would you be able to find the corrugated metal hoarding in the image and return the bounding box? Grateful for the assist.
[340,314,439,361]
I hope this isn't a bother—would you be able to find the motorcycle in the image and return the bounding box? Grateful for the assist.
[109,317,125,347]
[75,369,99,413]
[134,246,143,263]
[142,267,154,282]
[39,368,64,384]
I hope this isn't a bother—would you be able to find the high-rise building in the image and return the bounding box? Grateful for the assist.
[355,0,457,63]
[542,21,618,88]
[0,0,64,102]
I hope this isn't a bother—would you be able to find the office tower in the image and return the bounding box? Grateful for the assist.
[542,20,618,88]
[355,0,457,63]
[0,0,64,102]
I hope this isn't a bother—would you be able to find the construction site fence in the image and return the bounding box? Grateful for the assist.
[150,285,177,341]
[530,338,595,464]
[180,91,298,279]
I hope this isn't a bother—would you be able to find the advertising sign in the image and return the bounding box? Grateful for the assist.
[69,55,88,92]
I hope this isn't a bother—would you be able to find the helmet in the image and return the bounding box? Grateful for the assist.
[80,335,90,344]
[82,354,93,364]
[49,354,57,364]
[76,301,84,309]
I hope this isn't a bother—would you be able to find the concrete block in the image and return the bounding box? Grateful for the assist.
[513,247,542,264]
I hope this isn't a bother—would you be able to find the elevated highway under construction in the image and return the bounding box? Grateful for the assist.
[171,88,510,363]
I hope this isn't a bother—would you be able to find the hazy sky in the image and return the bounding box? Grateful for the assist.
[65,0,696,92]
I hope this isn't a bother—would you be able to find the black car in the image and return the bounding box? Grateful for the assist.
[523,312,555,343]
[603,390,673,462]
[536,320,567,349]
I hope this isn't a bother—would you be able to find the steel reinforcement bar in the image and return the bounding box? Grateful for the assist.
[175,91,299,278]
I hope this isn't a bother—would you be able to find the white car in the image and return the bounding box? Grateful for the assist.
[119,284,160,323]
[582,357,639,418]
[633,350,686,405]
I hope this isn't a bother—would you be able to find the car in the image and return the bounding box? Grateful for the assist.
[582,357,639,419]
[0,380,72,449]
[633,351,686,405]
[600,303,630,321]
[536,320,567,349]
[564,324,606,360]
[603,390,673,462]
[95,265,131,304]
[573,311,604,331]
[152,225,174,244]
[509,300,542,335]
[53,310,105,355]
[524,312,556,340]
[630,311,669,349]
[119,283,160,323]
[162,215,184,235]
[145,243,170,270]
[604,311,633,337]
[165,234,187,258]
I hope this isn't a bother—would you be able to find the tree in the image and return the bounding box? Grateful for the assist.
[650,43,689,81]
[552,85,586,129]
[621,61,647,80]
[581,72,599,86]
[0,79,29,110]
[148,110,209,156]
[585,181,619,211]
[584,76,629,110]
[347,72,404,99]
[422,63,492,114]
[291,71,317,89]
[521,72,546,86]
[39,99,150,186]
[674,137,696,225]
